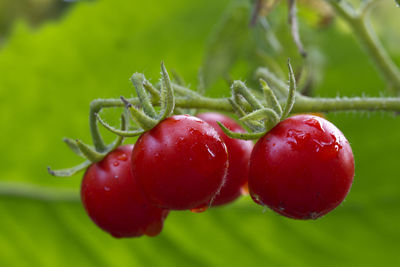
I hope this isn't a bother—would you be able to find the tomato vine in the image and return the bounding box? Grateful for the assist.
[43,0,400,229]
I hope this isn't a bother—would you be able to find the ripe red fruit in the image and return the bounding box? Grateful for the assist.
[131,115,229,210]
[81,145,169,238]
[197,112,254,206]
[249,115,354,219]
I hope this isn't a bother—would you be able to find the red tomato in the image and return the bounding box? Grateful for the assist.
[131,115,229,210]
[197,113,254,206]
[249,115,354,219]
[81,145,169,238]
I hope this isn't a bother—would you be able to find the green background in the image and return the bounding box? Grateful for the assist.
[0,0,399,266]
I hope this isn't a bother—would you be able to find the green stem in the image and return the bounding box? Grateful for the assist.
[173,83,201,98]
[89,94,400,118]
[0,182,79,202]
[2,181,399,206]
[89,100,107,152]
[329,0,400,93]
[292,96,400,113]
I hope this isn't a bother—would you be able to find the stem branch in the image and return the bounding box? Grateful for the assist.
[292,96,400,113]
[328,0,400,93]
[89,93,400,118]
[89,101,107,152]
[0,182,79,202]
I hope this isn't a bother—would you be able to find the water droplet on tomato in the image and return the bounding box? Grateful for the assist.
[312,133,342,159]
[252,194,264,205]
[205,144,215,158]
[114,175,119,179]
[190,205,208,213]
[144,221,163,237]
[113,161,119,166]
[304,117,325,132]
[286,129,309,150]
[117,154,127,161]
[104,186,110,191]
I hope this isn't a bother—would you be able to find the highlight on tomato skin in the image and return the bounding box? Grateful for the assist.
[131,115,229,211]
[81,145,169,238]
[197,112,254,206]
[248,114,355,220]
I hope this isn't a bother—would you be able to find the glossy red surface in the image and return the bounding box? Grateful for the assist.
[197,113,254,206]
[249,115,355,219]
[81,145,169,238]
[131,115,229,210]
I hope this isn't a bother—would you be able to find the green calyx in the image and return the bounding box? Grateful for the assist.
[111,62,175,133]
[220,59,298,140]
[48,113,128,177]
[48,63,176,177]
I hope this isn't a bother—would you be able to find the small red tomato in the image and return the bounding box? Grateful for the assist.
[197,113,254,206]
[81,145,169,238]
[131,115,229,210]
[249,115,354,219]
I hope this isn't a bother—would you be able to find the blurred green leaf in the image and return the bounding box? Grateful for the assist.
[0,0,400,266]
[202,0,251,89]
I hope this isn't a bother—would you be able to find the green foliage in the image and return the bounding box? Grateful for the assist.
[201,0,251,89]
[0,0,400,266]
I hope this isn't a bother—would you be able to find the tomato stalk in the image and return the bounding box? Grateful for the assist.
[85,88,400,118]
[89,100,108,152]
[327,0,400,94]
[86,89,400,131]
[0,182,79,202]
[288,0,307,57]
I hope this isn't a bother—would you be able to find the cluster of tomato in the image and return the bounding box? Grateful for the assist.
[81,113,354,238]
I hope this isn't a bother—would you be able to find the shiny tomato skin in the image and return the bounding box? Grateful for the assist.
[249,115,354,219]
[81,145,169,238]
[197,112,254,206]
[131,115,229,210]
